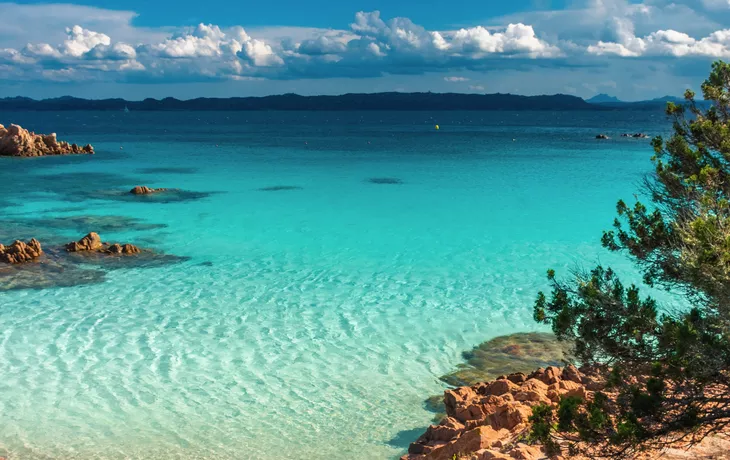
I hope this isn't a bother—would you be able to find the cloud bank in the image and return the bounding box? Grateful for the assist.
[0,0,729,95]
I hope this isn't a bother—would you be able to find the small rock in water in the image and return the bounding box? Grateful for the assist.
[66,232,141,255]
[596,134,610,140]
[130,185,168,195]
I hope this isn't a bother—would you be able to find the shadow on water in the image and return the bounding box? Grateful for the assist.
[387,427,428,450]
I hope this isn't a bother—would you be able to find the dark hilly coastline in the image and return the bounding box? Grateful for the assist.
[0,93,600,111]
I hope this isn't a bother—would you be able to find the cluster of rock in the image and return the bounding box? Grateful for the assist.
[66,232,141,255]
[404,365,604,460]
[596,133,650,140]
[130,186,168,195]
[0,124,94,157]
[0,238,43,264]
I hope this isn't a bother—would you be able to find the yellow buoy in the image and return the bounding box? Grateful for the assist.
[435,125,440,130]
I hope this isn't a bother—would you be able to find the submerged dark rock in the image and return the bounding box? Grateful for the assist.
[439,332,574,387]
[368,177,403,184]
[0,257,106,291]
[258,185,303,192]
[29,214,166,233]
[0,233,188,291]
[90,188,213,203]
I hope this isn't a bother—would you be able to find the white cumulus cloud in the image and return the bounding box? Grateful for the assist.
[0,1,728,90]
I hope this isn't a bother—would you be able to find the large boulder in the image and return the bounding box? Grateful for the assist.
[0,124,94,157]
[66,232,104,252]
[0,238,43,264]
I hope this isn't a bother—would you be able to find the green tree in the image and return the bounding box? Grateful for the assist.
[532,61,730,457]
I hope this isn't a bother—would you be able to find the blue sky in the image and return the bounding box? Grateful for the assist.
[1,0,729,100]
[12,0,569,29]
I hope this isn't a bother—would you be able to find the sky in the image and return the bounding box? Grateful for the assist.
[1,0,730,100]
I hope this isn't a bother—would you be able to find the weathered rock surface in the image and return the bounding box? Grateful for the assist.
[66,232,141,255]
[406,364,730,460]
[0,238,43,264]
[0,124,94,157]
[130,186,168,195]
[405,365,599,460]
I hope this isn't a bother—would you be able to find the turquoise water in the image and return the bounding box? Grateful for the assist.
[0,110,669,459]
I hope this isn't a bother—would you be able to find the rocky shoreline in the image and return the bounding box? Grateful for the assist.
[0,124,93,157]
[404,365,600,460]
[407,335,730,460]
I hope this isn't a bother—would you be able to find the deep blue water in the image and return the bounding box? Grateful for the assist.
[0,110,670,459]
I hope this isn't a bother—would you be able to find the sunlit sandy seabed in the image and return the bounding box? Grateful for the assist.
[0,110,672,459]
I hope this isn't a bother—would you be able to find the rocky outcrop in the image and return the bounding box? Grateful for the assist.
[404,365,607,460]
[596,134,610,140]
[406,364,730,460]
[622,133,649,138]
[0,124,94,157]
[130,186,168,195]
[0,238,43,264]
[66,232,141,255]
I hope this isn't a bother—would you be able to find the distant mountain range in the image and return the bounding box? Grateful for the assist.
[586,93,623,104]
[585,94,704,109]
[0,93,597,111]
[0,92,704,112]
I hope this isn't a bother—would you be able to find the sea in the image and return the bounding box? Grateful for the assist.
[0,109,671,459]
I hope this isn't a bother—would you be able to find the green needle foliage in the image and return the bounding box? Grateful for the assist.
[532,61,730,457]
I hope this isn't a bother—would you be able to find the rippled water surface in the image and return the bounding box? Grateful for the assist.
[0,110,669,459]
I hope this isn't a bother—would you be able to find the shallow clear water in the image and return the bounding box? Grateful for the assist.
[0,110,669,459]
